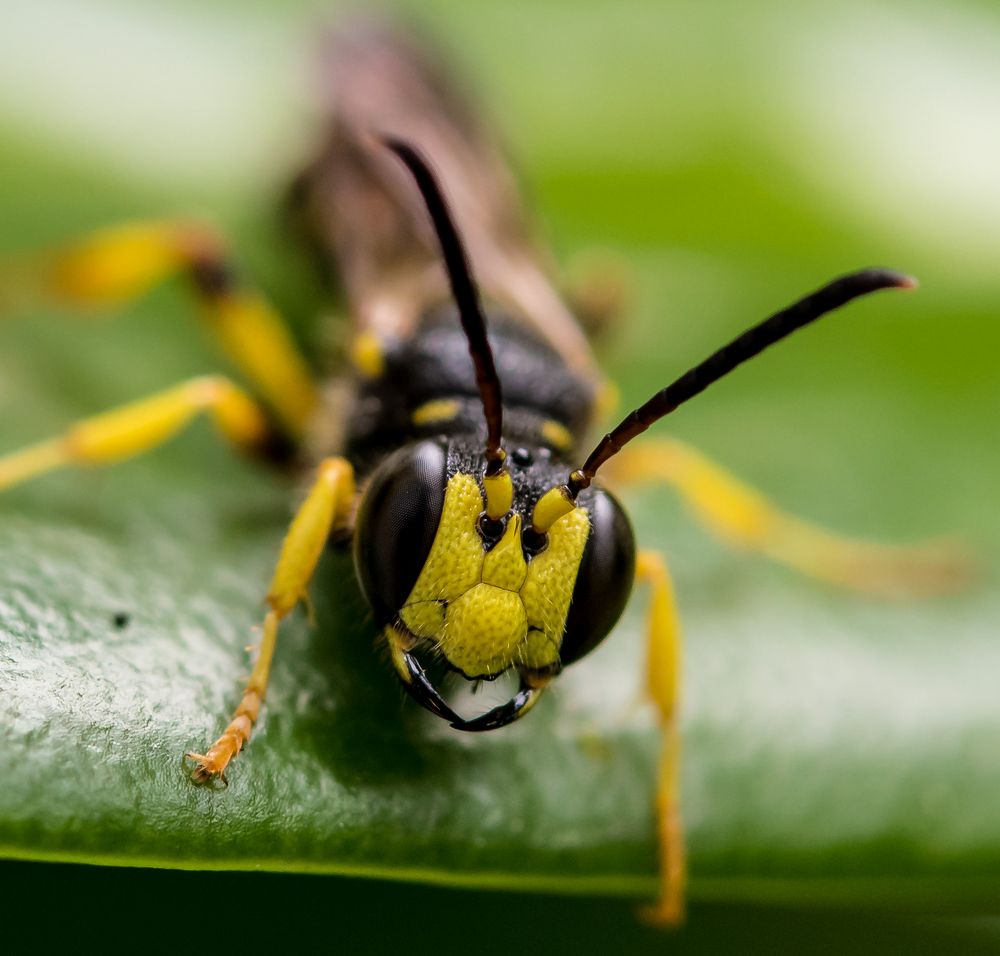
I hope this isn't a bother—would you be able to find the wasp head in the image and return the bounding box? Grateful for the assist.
[353,436,635,730]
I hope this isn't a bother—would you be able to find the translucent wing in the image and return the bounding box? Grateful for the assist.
[289,14,601,386]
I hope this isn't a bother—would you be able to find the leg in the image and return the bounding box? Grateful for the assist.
[4,220,317,435]
[606,438,968,598]
[186,457,355,782]
[0,375,269,491]
[635,550,686,926]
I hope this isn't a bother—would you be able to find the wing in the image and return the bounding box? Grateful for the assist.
[288,14,602,387]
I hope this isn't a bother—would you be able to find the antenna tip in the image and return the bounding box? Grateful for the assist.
[896,273,919,290]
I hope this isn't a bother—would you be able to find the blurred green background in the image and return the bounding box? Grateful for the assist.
[1,0,999,951]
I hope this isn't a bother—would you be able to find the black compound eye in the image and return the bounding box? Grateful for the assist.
[353,440,448,625]
[560,487,636,666]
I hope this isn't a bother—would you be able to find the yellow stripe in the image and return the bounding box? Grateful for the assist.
[349,332,386,378]
[541,419,574,452]
[412,398,461,427]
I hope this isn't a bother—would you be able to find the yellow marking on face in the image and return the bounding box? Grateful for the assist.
[385,624,415,685]
[444,585,527,677]
[519,506,589,669]
[482,513,528,590]
[402,473,485,640]
[400,473,590,678]
[540,419,574,452]
[411,398,461,427]
[349,331,386,378]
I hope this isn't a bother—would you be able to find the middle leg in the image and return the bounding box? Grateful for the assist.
[606,437,968,598]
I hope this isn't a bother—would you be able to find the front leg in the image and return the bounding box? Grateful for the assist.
[187,456,355,783]
[635,549,686,926]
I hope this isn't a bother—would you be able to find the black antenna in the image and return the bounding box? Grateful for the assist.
[382,137,506,474]
[567,268,916,496]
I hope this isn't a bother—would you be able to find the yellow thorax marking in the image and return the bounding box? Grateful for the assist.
[540,419,574,453]
[400,473,590,678]
[349,331,386,378]
[411,398,461,427]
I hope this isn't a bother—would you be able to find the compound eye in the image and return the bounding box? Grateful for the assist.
[560,487,636,666]
[353,440,448,625]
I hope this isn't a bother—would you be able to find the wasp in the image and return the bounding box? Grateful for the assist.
[0,17,962,924]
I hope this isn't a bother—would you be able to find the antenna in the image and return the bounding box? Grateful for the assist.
[382,137,507,480]
[532,268,916,531]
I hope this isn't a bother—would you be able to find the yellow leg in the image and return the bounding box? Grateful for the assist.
[635,549,686,927]
[186,457,355,782]
[606,438,968,598]
[4,220,317,435]
[0,375,269,491]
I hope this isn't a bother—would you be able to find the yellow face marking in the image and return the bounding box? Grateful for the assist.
[411,398,461,427]
[540,419,574,453]
[349,331,386,378]
[518,506,590,670]
[385,623,416,686]
[444,586,527,677]
[400,473,590,678]
[401,473,484,640]
[481,513,528,591]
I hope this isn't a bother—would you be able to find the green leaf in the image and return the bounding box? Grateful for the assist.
[2,0,1000,917]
